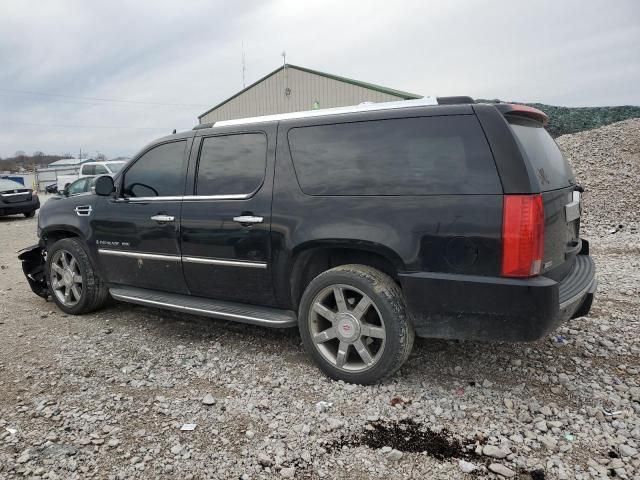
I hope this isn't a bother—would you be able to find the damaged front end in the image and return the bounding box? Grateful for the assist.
[18,244,49,299]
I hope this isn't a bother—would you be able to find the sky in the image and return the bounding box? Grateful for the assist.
[0,0,638,159]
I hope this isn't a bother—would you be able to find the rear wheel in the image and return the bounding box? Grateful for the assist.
[23,211,35,218]
[298,265,414,384]
[47,238,109,314]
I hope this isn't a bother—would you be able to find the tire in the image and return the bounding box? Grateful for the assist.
[46,237,109,315]
[24,211,35,218]
[298,264,414,384]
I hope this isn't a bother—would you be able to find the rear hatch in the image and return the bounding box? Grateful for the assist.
[507,115,580,282]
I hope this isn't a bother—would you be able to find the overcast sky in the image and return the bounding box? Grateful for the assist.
[0,0,638,158]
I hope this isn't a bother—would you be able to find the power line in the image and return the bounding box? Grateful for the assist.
[0,88,210,108]
[0,121,175,130]
[0,92,199,109]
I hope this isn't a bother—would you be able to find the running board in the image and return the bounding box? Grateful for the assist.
[109,287,297,328]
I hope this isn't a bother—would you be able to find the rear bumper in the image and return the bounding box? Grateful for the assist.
[399,253,596,342]
[0,197,40,216]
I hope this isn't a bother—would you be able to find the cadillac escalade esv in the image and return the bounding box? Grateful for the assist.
[19,97,596,384]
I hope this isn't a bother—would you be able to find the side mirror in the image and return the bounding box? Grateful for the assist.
[94,176,115,196]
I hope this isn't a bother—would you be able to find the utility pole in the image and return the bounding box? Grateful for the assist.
[242,41,246,88]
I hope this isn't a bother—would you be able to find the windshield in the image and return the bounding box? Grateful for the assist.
[0,179,26,191]
[107,162,126,173]
[509,117,575,191]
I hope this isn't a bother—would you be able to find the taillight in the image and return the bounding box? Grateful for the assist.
[501,194,544,277]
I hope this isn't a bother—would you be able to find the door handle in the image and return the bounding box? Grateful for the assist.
[233,215,263,224]
[150,215,175,223]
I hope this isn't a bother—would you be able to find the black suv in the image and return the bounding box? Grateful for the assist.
[19,98,596,384]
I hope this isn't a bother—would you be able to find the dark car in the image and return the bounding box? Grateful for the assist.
[0,179,40,218]
[19,98,596,384]
[45,184,59,194]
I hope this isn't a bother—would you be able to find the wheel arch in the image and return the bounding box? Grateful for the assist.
[287,240,405,309]
[42,225,85,247]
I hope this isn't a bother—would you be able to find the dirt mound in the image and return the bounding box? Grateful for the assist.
[557,118,640,236]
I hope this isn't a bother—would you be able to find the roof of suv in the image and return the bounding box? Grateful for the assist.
[193,96,476,131]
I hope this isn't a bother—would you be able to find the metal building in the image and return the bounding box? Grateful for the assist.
[199,64,422,124]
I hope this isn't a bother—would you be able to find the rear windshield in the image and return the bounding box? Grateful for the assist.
[0,179,26,191]
[288,115,502,196]
[508,118,575,191]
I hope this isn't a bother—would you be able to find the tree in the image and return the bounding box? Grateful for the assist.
[33,151,44,157]
[95,152,108,161]
[14,150,26,158]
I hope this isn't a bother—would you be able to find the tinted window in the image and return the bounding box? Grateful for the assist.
[508,118,575,191]
[288,115,501,195]
[123,141,186,197]
[196,133,266,196]
[94,164,108,175]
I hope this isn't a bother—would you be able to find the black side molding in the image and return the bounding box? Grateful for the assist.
[473,104,536,194]
[436,96,475,105]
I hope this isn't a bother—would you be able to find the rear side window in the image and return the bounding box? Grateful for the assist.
[94,164,108,175]
[196,133,266,196]
[287,115,501,195]
[508,118,575,191]
[123,141,186,198]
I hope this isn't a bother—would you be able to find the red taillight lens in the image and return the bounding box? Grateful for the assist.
[501,194,544,277]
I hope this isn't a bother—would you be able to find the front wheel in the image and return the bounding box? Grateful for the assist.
[298,265,414,384]
[47,238,109,314]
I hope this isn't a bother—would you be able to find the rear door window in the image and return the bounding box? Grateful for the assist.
[94,164,108,175]
[195,133,266,196]
[287,115,501,195]
[123,141,186,198]
[508,117,575,191]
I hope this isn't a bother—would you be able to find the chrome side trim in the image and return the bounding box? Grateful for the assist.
[185,194,250,201]
[117,193,251,202]
[97,249,267,268]
[182,256,267,268]
[110,292,284,325]
[97,249,180,261]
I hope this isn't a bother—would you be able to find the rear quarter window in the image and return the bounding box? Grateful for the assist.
[287,115,501,195]
[508,117,575,191]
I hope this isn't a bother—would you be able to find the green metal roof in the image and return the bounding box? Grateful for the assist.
[198,64,423,120]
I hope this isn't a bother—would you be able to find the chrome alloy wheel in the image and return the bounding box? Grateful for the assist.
[308,284,386,372]
[50,249,83,307]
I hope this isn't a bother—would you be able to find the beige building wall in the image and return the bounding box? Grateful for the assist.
[200,67,409,124]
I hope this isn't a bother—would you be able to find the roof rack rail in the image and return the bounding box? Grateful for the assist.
[193,122,215,130]
[436,96,475,105]
[193,97,442,129]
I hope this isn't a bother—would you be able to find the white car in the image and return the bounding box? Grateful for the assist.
[57,161,127,190]
[78,160,126,178]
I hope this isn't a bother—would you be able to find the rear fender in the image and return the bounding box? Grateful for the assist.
[17,244,49,299]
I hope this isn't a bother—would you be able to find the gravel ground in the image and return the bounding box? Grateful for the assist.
[1,121,639,479]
